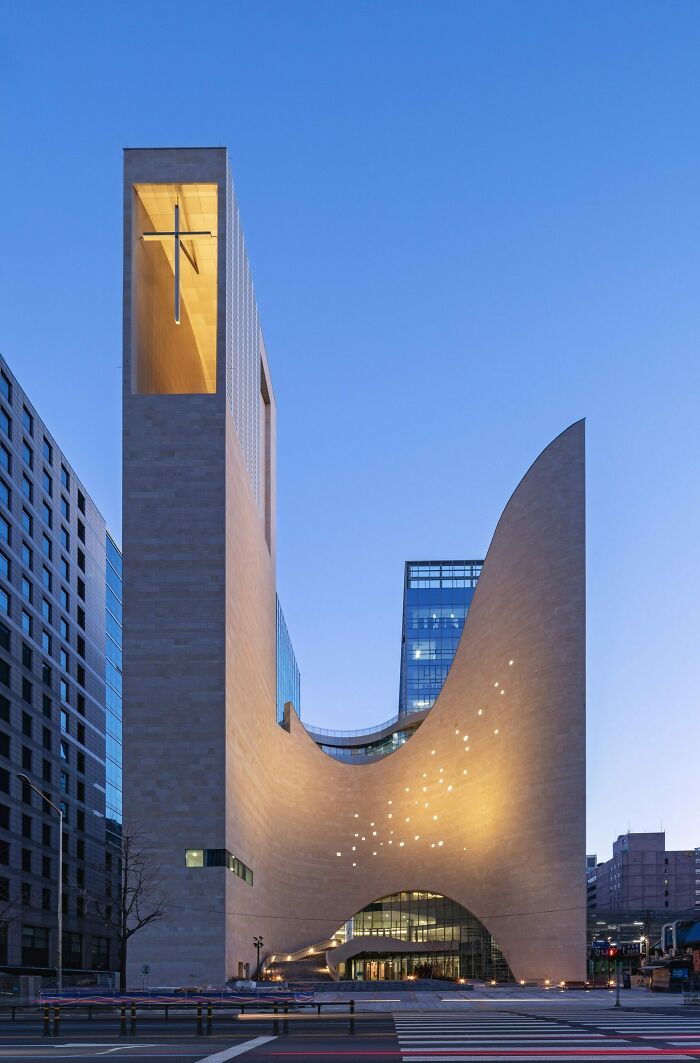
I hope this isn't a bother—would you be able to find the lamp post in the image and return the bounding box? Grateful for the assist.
[253,935,264,980]
[17,774,63,995]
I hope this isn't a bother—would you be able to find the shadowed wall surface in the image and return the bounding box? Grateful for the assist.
[123,148,585,987]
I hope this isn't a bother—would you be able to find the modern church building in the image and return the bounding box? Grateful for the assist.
[122,147,586,986]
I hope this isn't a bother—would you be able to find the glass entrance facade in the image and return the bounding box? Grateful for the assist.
[337,891,511,981]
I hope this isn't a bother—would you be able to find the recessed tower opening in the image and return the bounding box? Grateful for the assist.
[131,182,218,394]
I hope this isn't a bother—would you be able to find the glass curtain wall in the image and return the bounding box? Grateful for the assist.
[105,534,122,846]
[399,563,482,715]
[339,891,511,981]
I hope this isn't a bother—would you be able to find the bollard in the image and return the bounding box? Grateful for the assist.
[42,1005,50,1037]
[349,999,355,1036]
[52,1007,60,1037]
[283,1003,289,1036]
[206,1004,212,1036]
[273,1005,279,1035]
[196,1004,203,1036]
[130,1005,136,1037]
[119,1005,127,1037]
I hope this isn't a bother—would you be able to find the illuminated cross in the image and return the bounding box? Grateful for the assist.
[142,202,213,324]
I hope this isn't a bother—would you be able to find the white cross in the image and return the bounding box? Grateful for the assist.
[142,202,213,324]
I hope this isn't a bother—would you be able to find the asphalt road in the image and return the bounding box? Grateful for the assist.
[0,1002,699,1061]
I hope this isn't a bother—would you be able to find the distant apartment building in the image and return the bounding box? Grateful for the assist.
[0,355,121,976]
[589,833,700,913]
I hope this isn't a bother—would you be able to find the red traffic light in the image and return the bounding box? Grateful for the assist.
[607,947,619,959]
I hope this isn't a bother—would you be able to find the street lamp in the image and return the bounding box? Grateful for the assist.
[253,936,264,980]
[17,774,63,995]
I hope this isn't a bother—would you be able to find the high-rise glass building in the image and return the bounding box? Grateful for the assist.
[399,560,483,715]
[0,355,118,977]
[307,560,483,762]
[104,535,122,848]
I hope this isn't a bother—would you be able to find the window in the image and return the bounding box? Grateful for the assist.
[22,509,32,535]
[60,526,69,549]
[0,806,8,829]
[21,848,31,873]
[0,552,8,580]
[42,662,51,686]
[77,549,85,573]
[76,809,85,832]
[21,883,31,907]
[42,598,51,622]
[42,534,51,560]
[0,481,9,509]
[42,630,51,654]
[76,780,85,802]
[60,771,68,793]
[42,824,50,846]
[0,770,9,794]
[0,626,6,653]
[60,680,68,705]
[42,759,51,783]
[61,496,69,520]
[42,888,51,911]
[21,926,49,969]
[77,722,85,745]
[77,490,85,515]
[21,577,31,602]
[0,445,8,474]
[0,660,8,686]
[76,751,85,775]
[60,587,69,610]
[0,840,8,865]
[21,677,32,704]
[77,521,85,544]
[22,407,32,436]
[77,606,85,630]
[22,474,32,502]
[43,438,52,464]
[21,642,31,668]
[21,609,31,636]
[21,814,31,839]
[60,740,69,762]
[42,566,51,591]
[22,543,31,569]
[42,503,52,528]
[21,746,31,771]
[21,712,31,738]
[0,516,8,544]
[0,733,8,758]
[0,696,8,722]
[42,695,51,718]
[42,856,51,879]
[78,577,85,600]
[60,618,69,640]
[60,649,68,672]
[0,410,8,438]
[42,727,51,751]
[22,441,32,469]
[0,373,9,403]
[60,709,69,733]
[60,558,69,580]
[60,465,69,490]
[42,470,52,497]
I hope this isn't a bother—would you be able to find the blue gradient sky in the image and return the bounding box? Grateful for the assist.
[1,1,698,859]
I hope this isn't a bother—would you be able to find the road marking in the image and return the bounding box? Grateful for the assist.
[196,1036,278,1062]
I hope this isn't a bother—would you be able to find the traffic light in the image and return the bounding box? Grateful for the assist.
[607,947,619,960]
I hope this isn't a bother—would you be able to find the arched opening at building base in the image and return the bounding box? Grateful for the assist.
[330,890,513,983]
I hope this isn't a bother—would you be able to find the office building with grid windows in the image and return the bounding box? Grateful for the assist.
[0,355,119,978]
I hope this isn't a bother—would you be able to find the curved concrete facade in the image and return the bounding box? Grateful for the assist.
[123,148,585,987]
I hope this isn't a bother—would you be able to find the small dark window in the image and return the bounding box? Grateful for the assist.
[21,848,31,873]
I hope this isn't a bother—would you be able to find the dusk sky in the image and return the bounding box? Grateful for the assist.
[1,1,698,861]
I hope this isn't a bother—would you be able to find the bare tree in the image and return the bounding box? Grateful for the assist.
[89,827,169,992]
[0,888,30,962]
